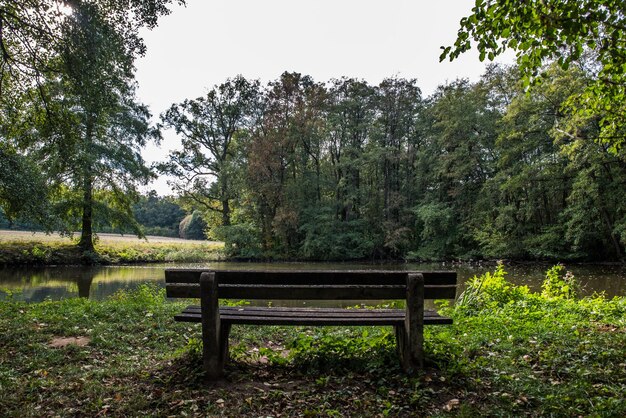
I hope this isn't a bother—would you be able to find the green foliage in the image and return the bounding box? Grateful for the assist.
[30,245,52,263]
[213,223,261,258]
[165,68,624,261]
[0,144,54,230]
[542,264,579,300]
[0,0,182,252]
[456,262,530,315]
[1,274,625,416]
[158,75,261,228]
[132,191,185,237]
[299,208,376,260]
[441,0,626,154]
[411,202,456,260]
[0,0,184,97]
[0,237,222,265]
[288,327,397,372]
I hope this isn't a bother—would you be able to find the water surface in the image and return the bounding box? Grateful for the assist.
[1,262,624,303]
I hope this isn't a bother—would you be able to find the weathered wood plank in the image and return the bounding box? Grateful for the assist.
[175,313,433,326]
[174,306,453,325]
[399,273,424,373]
[166,283,456,300]
[200,272,223,379]
[166,269,457,286]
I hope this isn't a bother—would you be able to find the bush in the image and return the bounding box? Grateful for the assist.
[178,211,206,240]
[299,208,376,260]
[213,223,261,258]
[456,261,531,315]
[541,264,579,299]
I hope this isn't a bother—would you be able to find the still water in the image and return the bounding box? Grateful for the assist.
[0,262,624,303]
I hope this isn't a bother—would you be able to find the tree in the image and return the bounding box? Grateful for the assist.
[0,143,52,227]
[0,0,183,232]
[179,210,206,240]
[21,2,158,252]
[159,75,261,228]
[131,191,185,236]
[441,0,626,154]
[326,78,375,223]
[415,77,500,259]
[0,0,184,97]
[370,77,422,256]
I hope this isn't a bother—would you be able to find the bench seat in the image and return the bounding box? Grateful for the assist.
[175,305,454,326]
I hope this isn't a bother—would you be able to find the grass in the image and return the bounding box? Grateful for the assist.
[0,266,624,416]
[0,230,224,265]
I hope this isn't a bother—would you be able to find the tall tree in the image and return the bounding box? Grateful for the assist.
[371,77,422,256]
[23,2,158,251]
[0,0,184,96]
[326,78,375,222]
[159,75,261,228]
[0,0,183,231]
[244,72,326,254]
[416,77,500,259]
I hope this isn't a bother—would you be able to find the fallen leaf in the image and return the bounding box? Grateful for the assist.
[443,398,460,412]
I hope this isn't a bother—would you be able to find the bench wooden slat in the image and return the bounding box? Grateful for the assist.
[183,305,406,315]
[166,283,456,300]
[165,269,457,286]
[184,306,405,313]
[174,306,453,326]
[183,306,406,318]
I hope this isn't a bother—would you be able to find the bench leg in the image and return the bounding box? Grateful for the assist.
[200,272,227,379]
[397,273,424,373]
[220,323,231,364]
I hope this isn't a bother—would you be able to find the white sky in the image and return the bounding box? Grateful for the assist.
[135,0,514,195]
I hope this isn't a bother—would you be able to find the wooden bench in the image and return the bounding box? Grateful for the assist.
[165,269,457,379]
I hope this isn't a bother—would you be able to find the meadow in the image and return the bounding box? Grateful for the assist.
[0,230,224,264]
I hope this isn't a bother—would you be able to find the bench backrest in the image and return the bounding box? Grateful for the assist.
[165,269,457,300]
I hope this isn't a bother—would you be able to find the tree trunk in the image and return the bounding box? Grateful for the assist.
[221,176,231,226]
[78,174,95,252]
[78,120,95,253]
[222,199,231,226]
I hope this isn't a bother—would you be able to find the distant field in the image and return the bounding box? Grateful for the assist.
[0,230,217,245]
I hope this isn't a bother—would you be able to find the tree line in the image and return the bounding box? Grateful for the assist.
[161,66,625,261]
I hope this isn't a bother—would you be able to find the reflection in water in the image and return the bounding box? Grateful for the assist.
[0,262,624,303]
[0,265,162,302]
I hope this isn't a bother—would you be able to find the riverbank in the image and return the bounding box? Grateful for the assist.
[1,266,624,416]
[0,230,223,265]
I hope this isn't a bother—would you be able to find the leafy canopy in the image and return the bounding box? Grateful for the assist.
[441,0,626,154]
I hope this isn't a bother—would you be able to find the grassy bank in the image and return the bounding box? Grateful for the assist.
[0,266,624,416]
[0,230,223,265]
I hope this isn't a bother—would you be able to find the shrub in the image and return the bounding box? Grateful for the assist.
[541,264,579,299]
[456,261,530,315]
[213,223,261,258]
[178,211,206,240]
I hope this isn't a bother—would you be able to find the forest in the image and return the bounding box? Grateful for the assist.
[159,66,625,261]
[1,1,625,261]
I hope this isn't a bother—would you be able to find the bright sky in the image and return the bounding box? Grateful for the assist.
[135,0,514,195]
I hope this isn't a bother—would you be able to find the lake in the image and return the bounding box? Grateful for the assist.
[0,262,624,303]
